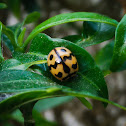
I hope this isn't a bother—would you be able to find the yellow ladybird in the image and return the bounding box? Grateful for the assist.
[47,47,79,81]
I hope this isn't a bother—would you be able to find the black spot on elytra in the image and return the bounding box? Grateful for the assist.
[63,62,70,73]
[72,63,77,69]
[71,53,74,56]
[62,72,76,80]
[63,53,74,62]
[61,49,66,52]
[49,61,70,73]
[63,56,72,61]
[55,72,62,78]
[50,55,53,60]
[48,62,58,70]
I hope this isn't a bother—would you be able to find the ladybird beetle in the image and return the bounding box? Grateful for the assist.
[47,47,79,81]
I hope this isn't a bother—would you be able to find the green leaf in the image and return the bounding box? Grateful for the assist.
[63,35,82,44]
[0,22,4,62]
[12,52,47,73]
[4,23,23,51]
[15,12,40,51]
[2,23,17,50]
[63,21,116,47]
[11,109,24,123]
[0,59,21,70]
[24,11,40,25]
[95,40,114,75]
[78,97,92,110]
[33,96,74,113]
[32,110,57,126]
[1,23,23,52]
[0,33,108,107]
[17,27,26,47]
[0,88,126,114]
[34,96,92,110]
[7,23,22,47]
[2,34,14,52]
[0,70,61,93]
[110,14,126,72]
[7,23,21,33]
[4,33,126,112]
[33,96,75,125]
[13,24,22,45]
[29,33,108,101]
[16,11,40,50]
[0,59,47,71]
[0,109,24,125]
[23,12,118,48]
[0,3,7,9]
[13,52,47,63]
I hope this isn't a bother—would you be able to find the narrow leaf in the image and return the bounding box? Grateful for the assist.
[0,89,126,114]
[11,109,24,123]
[24,11,40,25]
[18,27,26,46]
[110,14,126,71]
[1,23,22,52]
[0,59,47,71]
[23,12,118,48]
[77,97,92,110]
[2,23,17,49]
[33,96,74,112]
[32,110,57,126]
[63,21,116,47]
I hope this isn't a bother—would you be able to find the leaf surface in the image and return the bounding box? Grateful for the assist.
[23,12,118,48]
[63,21,116,47]
[110,14,126,71]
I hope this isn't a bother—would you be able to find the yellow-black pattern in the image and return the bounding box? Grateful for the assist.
[47,47,79,81]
